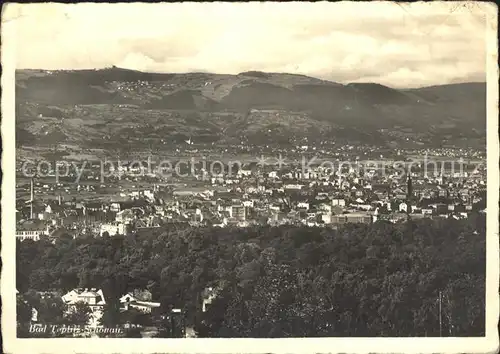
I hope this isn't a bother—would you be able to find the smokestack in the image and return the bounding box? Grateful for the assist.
[406,167,412,217]
[30,178,34,219]
[58,194,62,205]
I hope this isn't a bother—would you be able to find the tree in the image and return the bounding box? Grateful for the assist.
[64,302,92,326]
[37,296,66,325]
[100,301,123,327]
[126,327,142,338]
[17,296,33,337]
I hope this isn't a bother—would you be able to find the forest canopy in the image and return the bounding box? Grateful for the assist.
[17,214,486,337]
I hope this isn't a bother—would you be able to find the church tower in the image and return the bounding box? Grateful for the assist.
[406,167,413,216]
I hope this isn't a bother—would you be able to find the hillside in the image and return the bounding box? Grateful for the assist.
[15,68,486,150]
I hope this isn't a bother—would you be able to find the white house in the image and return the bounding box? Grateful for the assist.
[100,222,128,236]
[119,293,160,314]
[237,169,252,177]
[318,203,332,212]
[62,288,106,307]
[242,200,254,208]
[16,222,50,241]
[116,209,136,223]
[269,204,281,212]
[331,199,346,207]
[321,212,332,224]
[144,190,155,201]
[268,171,278,179]
[284,184,304,190]
[16,229,46,241]
[62,288,106,327]
[297,202,310,211]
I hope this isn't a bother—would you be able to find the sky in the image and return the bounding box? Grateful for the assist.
[2,1,493,88]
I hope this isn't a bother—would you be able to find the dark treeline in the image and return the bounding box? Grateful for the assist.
[17,214,486,337]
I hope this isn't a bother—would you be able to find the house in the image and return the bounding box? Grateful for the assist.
[422,208,433,215]
[242,200,254,208]
[433,203,448,215]
[84,202,105,214]
[331,213,372,225]
[119,291,160,314]
[100,222,130,236]
[357,204,372,211]
[321,212,332,224]
[116,209,136,223]
[437,187,449,197]
[237,169,252,177]
[229,205,246,221]
[318,203,332,212]
[62,288,106,307]
[62,288,106,327]
[297,202,310,211]
[284,184,304,190]
[331,198,346,207]
[16,221,49,241]
[110,202,122,212]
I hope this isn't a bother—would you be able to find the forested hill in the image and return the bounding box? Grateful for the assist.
[16,68,486,148]
[17,214,486,337]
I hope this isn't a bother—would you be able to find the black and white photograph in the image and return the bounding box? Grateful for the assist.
[1,1,498,353]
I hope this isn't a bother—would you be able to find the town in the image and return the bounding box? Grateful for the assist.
[16,146,486,243]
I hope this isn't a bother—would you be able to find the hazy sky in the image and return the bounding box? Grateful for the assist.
[3,1,492,87]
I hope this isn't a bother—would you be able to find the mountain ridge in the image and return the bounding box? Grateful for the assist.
[16,66,486,90]
[15,68,486,150]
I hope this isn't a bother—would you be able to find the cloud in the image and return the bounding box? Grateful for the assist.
[6,1,491,88]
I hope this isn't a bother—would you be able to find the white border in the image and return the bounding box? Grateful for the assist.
[2,2,499,353]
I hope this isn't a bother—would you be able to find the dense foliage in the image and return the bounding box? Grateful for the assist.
[17,292,92,337]
[17,214,486,337]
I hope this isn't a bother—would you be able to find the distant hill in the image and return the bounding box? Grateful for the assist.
[15,67,486,149]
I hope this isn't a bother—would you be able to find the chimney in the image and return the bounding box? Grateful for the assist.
[30,178,34,219]
[58,194,62,205]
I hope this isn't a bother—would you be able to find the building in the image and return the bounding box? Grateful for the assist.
[230,205,246,221]
[331,213,372,225]
[16,229,46,241]
[99,222,129,236]
[119,292,160,314]
[321,213,332,224]
[62,288,106,327]
[297,202,310,211]
[331,198,346,207]
[62,288,106,307]
[201,286,222,313]
[284,184,304,190]
[116,209,136,223]
[16,221,49,241]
